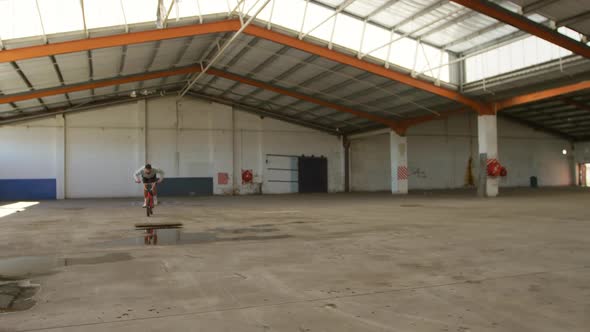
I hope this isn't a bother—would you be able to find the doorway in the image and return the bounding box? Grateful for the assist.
[579,164,590,187]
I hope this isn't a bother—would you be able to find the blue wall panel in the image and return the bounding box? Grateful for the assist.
[157,177,213,196]
[0,179,57,201]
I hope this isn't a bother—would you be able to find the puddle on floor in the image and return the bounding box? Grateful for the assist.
[211,227,279,234]
[0,253,133,281]
[0,252,132,313]
[0,281,39,313]
[99,227,292,247]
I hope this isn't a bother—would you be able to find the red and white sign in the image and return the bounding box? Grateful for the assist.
[397,166,409,180]
[217,172,229,185]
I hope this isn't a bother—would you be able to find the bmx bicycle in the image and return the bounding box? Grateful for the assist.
[139,182,157,217]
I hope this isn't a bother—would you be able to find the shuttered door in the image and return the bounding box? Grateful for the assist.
[298,156,328,193]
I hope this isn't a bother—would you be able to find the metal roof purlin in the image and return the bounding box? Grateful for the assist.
[0,20,241,63]
[205,68,404,131]
[364,0,402,20]
[450,0,590,58]
[178,0,271,98]
[0,19,486,113]
[562,98,590,114]
[243,24,487,113]
[300,0,357,39]
[496,81,590,110]
[522,0,560,14]
[0,65,406,132]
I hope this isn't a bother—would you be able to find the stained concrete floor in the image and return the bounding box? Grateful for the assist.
[0,188,589,331]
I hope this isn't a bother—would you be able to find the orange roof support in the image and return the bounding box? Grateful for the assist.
[206,68,403,131]
[243,24,488,114]
[0,19,486,114]
[0,65,403,132]
[0,20,240,63]
[450,0,590,59]
[0,66,202,104]
[495,80,590,110]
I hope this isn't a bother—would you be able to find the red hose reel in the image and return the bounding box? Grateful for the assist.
[487,159,507,177]
[242,169,253,184]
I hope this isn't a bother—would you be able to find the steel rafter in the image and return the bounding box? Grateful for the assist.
[450,0,590,58]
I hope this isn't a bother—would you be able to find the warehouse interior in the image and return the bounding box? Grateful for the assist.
[1,0,589,330]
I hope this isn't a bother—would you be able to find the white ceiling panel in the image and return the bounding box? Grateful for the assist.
[121,42,158,76]
[149,38,191,71]
[0,63,30,94]
[16,57,61,90]
[91,47,124,80]
[55,51,90,85]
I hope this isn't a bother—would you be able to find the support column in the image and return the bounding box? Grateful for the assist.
[55,114,66,199]
[390,130,408,194]
[343,136,350,193]
[568,143,576,186]
[137,99,147,165]
[477,114,499,197]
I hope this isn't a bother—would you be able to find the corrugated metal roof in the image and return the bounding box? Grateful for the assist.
[0,0,589,137]
[511,0,590,35]
[502,90,590,140]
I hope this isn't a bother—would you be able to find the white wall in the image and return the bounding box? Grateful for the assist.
[2,98,574,197]
[0,117,58,180]
[574,142,590,164]
[147,97,344,195]
[350,113,573,191]
[65,103,144,198]
[0,96,344,198]
[350,133,390,191]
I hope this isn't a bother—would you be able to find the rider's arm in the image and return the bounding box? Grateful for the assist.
[155,168,165,181]
[133,167,143,182]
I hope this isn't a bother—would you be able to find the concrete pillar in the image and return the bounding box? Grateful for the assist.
[137,100,147,165]
[55,115,66,199]
[390,130,408,194]
[343,136,350,193]
[568,143,577,186]
[477,115,499,197]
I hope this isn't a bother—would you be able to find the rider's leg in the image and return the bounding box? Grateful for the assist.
[152,184,158,205]
[143,184,148,207]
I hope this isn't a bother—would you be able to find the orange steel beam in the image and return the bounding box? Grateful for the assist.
[0,19,487,114]
[206,68,403,131]
[0,20,240,63]
[0,66,202,104]
[0,65,402,132]
[243,24,488,114]
[495,80,590,110]
[451,0,590,59]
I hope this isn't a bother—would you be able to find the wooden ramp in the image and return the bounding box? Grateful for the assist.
[135,222,183,229]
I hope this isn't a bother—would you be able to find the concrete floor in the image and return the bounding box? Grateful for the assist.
[0,188,589,331]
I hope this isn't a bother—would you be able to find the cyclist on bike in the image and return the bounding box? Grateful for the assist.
[134,164,164,207]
